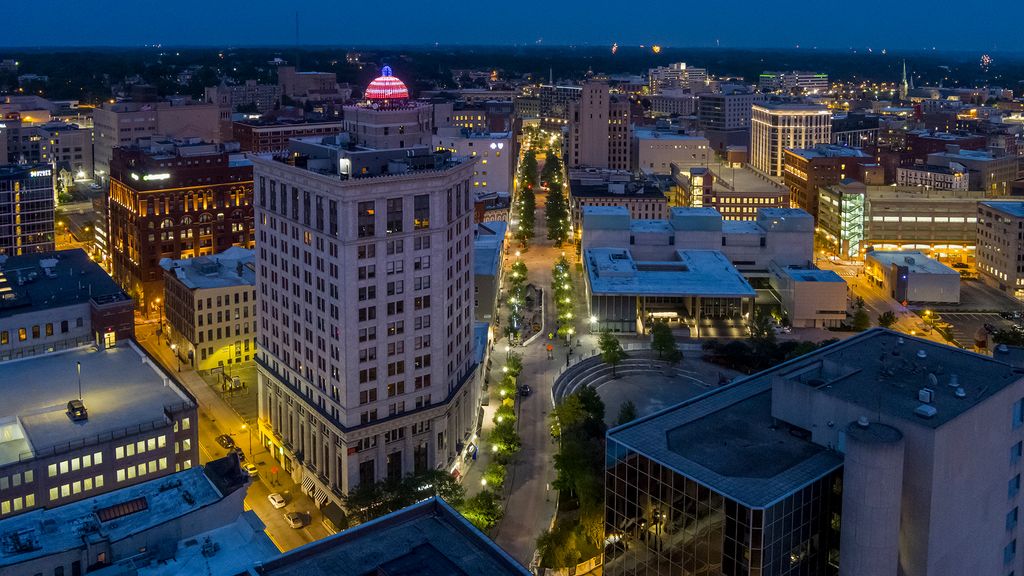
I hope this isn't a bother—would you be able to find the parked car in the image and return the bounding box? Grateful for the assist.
[285,511,307,529]
[518,384,532,397]
[216,434,235,450]
[268,493,286,509]
[243,463,258,477]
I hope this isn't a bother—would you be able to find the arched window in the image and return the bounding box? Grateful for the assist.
[160,218,174,230]
[199,213,213,223]
[181,216,193,226]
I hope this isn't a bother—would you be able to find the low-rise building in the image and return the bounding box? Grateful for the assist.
[783,144,873,219]
[926,145,1021,195]
[759,70,829,94]
[0,458,263,576]
[977,201,1024,299]
[865,250,961,303]
[251,497,530,576]
[432,129,514,193]
[672,163,789,221]
[232,119,345,153]
[569,169,669,230]
[160,247,256,372]
[769,263,848,327]
[896,163,970,190]
[649,90,697,117]
[0,342,199,521]
[0,249,133,361]
[631,129,709,175]
[473,222,506,323]
[205,80,282,114]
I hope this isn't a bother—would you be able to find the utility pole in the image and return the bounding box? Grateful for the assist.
[77,361,82,399]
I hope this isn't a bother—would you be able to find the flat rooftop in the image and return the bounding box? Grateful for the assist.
[866,250,959,276]
[928,149,1001,161]
[981,201,1024,218]
[786,144,870,160]
[585,248,755,298]
[0,249,128,319]
[0,342,193,466]
[473,222,507,278]
[159,246,255,290]
[633,128,707,141]
[255,497,530,576]
[0,466,220,567]
[777,266,845,283]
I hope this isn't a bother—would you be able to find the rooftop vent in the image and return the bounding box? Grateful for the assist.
[897,337,905,345]
[856,416,870,428]
[955,387,967,399]
[914,404,938,419]
[916,349,927,359]
[918,388,934,404]
[948,373,959,388]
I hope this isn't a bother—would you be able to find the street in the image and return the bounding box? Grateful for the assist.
[135,321,328,552]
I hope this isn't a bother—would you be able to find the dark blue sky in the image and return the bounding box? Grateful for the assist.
[2,0,1019,51]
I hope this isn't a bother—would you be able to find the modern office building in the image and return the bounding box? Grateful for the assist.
[606,329,1024,576]
[252,78,480,501]
[107,138,255,314]
[92,99,224,177]
[896,163,970,191]
[759,71,829,94]
[751,103,832,177]
[649,63,708,93]
[34,122,93,180]
[0,458,262,576]
[0,249,133,361]
[252,497,530,576]
[342,67,432,150]
[865,250,961,304]
[232,118,346,153]
[433,129,514,193]
[205,80,282,114]
[649,90,698,117]
[977,201,1024,299]
[473,221,506,323]
[160,246,256,371]
[631,129,709,175]
[567,81,631,170]
[0,341,199,521]
[581,205,832,334]
[783,144,873,219]
[818,180,983,261]
[670,164,789,221]
[537,84,582,130]
[0,163,54,257]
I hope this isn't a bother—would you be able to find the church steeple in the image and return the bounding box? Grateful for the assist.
[899,60,910,101]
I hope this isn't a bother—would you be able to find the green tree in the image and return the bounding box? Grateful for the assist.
[598,330,627,377]
[650,321,682,363]
[459,490,503,531]
[545,183,570,246]
[616,400,639,426]
[490,419,522,456]
[482,462,507,491]
[993,329,1024,347]
[536,521,583,568]
[852,308,871,331]
[878,310,897,328]
[749,311,777,344]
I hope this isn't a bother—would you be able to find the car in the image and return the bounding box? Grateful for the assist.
[243,463,258,477]
[518,384,532,397]
[89,183,102,191]
[232,446,246,462]
[284,511,307,529]
[267,493,286,509]
[216,434,235,450]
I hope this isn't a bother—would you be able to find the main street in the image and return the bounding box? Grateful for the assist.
[135,322,328,552]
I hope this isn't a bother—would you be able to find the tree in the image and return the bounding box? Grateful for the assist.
[545,183,570,246]
[616,400,639,426]
[854,296,866,310]
[993,328,1024,347]
[598,331,626,377]
[650,321,683,364]
[482,462,507,491]
[749,311,777,344]
[459,490,503,531]
[852,308,871,331]
[536,521,583,568]
[878,311,897,328]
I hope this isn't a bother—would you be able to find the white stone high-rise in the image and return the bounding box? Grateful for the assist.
[751,103,832,178]
[253,70,480,502]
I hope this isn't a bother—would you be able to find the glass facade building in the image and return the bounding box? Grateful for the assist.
[605,437,841,576]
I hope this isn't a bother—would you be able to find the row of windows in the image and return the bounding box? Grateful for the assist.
[48,476,103,502]
[47,452,102,478]
[116,457,169,483]
[0,318,84,345]
[115,436,167,460]
[0,470,33,490]
[1,494,36,515]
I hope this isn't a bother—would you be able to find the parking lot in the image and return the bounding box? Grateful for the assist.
[936,312,1017,349]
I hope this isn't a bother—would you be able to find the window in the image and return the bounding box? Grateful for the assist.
[414,194,430,229]
[1011,475,1020,499]
[1015,399,1024,429]
[1009,507,1019,531]
[358,201,376,237]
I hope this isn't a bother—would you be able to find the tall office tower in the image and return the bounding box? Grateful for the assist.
[107,138,254,314]
[0,163,55,256]
[253,70,479,502]
[342,67,432,150]
[751,103,832,178]
[567,81,632,170]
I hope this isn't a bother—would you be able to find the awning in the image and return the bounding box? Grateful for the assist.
[300,475,315,495]
[313,486,329,507]
[321,502,348,533]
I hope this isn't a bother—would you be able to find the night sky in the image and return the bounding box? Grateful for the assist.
[2,0,1020,52]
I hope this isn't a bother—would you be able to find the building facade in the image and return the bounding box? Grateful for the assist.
[567,81,632,170]
[107,139,255,313]
[759,71,829,94]
[0,342,199,522]
[253,109,480,501]
[432,129,514,193]
[0,249,133,361]
[161,247,257,371]
[205,80,282,114]
[232,119,346,153]
[896,164,970,191]
[751,103,832,177]
[783,145,872,219]
[0,163,54,256]
[977,201,1024,299]
[865,250,961,303]
[631,129,709,175]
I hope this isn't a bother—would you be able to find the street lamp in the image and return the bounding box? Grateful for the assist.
[170,343,180,372]
[241,422,253,459]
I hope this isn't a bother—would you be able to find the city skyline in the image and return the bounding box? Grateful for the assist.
[1,1,1022,52]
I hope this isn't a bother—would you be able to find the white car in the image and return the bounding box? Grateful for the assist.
[243,463,258,477]
[267,493,286,509]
